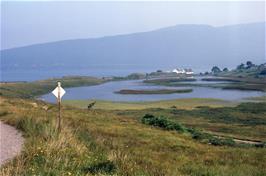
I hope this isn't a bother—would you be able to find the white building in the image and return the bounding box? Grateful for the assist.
[172,68,194,75]
[172,68,185,74]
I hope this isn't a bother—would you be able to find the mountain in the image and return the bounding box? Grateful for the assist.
[1,22,265,70]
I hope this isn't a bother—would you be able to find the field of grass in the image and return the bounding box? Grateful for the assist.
[116,103,266,142]
[1,96,266,175]
[115,89,193,94]
[0,76,106,98]
[144,77,266,92]
[63,98,235,110]
[143,78,196,84]
[245,96,266,102]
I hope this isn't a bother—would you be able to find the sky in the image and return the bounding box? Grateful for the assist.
[1,1,265,50]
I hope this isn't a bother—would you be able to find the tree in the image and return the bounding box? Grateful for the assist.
[211,66,221,73]
[260,69,266,75]
[223,68,229,72]
[246,61,254,69]
[237,63,245,70]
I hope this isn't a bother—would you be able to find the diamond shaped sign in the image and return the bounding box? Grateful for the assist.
[52,86,66,99]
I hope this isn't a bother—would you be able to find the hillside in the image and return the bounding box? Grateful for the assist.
[1,22,265,70]
[1,96,266,175]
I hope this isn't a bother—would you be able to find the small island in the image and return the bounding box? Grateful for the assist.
[115,89,193,95]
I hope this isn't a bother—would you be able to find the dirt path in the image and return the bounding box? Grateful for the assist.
[0,121,24,166]
[212,134,263,145]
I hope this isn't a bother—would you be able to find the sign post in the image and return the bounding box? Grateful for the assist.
[52,82,66,132]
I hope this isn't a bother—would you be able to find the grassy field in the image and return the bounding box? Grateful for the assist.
[115,89,193,94]
[0,76,105,98]
[63,98,235,110]
[1,96,266,176]
[143,76,266,92]
[114,102,266,142]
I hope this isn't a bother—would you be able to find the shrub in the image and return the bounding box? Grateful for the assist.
[84,160,116,174]
[209,137,235,146]
[142,114,240,147]
[259,69,266,75]
[142,114,186,133]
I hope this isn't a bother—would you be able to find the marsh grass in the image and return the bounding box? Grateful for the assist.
[63,98,234,110]
[0,76,105,98]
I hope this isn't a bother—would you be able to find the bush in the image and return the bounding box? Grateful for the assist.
[142,114,240,147]
[189,129,212,140]
[209,137,235,146]
[142,114,186,133]
[259,69,266,75]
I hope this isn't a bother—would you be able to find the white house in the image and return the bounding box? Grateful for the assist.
[172,68,185,74]
[172,68,194,75]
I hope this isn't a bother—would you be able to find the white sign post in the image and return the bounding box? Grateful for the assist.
[52,82,66,132]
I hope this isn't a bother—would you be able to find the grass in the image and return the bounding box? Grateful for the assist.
[0,76,106,98]
[144,77,266,92]
[143,78,196,84]
[141,114,236,146]
[115,89,193,94]
[115,102,266,142]
[1,96,266,175]
[63,98,235,110]
[141,114,266,147]
[244,96,266,102]
[0,74,265,175]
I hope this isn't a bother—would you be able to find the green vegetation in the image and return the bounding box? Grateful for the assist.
[115,88,193,94]
[144,78,196,85]
[171,102,266,126]
[144,78,266,91]
[141,114,238,147]
[0,76,106,98]
[0,70,266,175]
[245,96,266,102]
[211,66,222,74]
[63,98,234,110]
[141,62,266,92]
[217,61,266,79]
[112,101,266,142]
[143,73,266,92]
[1,97,266,175]
[141,114,186,132]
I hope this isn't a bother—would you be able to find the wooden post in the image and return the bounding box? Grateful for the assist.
[52,81,65,133]
[57,82,61,132]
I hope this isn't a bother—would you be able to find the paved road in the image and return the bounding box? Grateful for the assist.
[0,121,24,166]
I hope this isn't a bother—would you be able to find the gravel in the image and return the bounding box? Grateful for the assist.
[0,121,24,166]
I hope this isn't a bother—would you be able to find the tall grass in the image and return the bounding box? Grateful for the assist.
[1,97,266,175]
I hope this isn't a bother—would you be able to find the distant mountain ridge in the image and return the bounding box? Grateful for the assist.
[1,22,265,69]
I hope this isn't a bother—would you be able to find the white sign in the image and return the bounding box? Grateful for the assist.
[52,82,66,99]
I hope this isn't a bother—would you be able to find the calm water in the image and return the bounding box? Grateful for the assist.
[1,66,208,82]
[1,67,153,82]
[41,79,265,102]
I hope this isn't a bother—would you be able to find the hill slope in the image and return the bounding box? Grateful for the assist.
[1,22,265,69]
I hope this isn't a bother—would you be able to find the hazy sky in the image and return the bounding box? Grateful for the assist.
[1,1,265,49]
